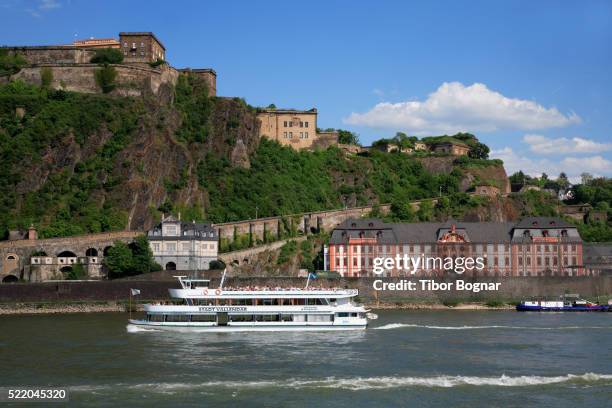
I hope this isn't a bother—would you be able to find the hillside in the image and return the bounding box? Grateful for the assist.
[0,76,510,239]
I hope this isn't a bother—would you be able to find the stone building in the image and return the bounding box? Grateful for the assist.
[72,38,120,49]
[147,215,218,271]
[325,217,587,278]
[119,32,165,63]
[256,108,338,150]
[414,141,427,151]
[432,140,470,156]
[178,68,217,96]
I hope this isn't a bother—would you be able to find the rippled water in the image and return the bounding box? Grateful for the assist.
[1,311,611,407]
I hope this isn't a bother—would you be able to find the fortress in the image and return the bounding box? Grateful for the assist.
[1,32,216,97]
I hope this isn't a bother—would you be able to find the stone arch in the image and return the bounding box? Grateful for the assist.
[3,253,19,275]
[243,258,249,264]
[103,246,113,256]
[165,262,176,271]
[231,259,240,266]
[57,250,77,257]
[60,266,73,274]
[2,274,18,283]
[85,248,98,257]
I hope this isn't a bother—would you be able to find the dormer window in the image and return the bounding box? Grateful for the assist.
[368,222,374,227]
[542,230,549,237]
[359,231,365,238]
[532,221,538,226]
[351,222,357,228]
[550,221,556,225]
[523,230,531,238]
[561,229,568,237]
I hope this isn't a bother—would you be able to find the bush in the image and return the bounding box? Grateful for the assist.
[209,260,226,270]
[485,299,506,308]
[90,48,124,64]
[103,236,159,279]
[94,64,118,93]
[149,59,166,68]
[64,263,87,280]
[40,67,53,88]
[0,49,27,76]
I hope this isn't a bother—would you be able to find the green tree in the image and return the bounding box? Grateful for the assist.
[103,241,133,278]
[0,49,26,76]
[468,142,490,159]
[94,64,118,93]
[90,48,124,64]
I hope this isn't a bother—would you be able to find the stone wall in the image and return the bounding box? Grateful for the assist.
[4,46,95,65]
[0,276,609,303]
[5,63,179,97]
[214,204,392,245]
[0,231,140,282]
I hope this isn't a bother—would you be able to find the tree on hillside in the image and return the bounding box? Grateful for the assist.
[468,142,490,159]
[557,172,570,190]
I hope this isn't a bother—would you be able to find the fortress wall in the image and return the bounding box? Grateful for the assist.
[7,64,179,97]
[4,47,96,65]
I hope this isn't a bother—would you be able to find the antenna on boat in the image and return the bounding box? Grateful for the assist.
[219,268,227,289]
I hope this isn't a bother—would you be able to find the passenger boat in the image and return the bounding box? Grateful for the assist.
[128,276,373,332]
[516,294,610,312]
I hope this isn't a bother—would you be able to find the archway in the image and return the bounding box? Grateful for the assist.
[60,266,73,274]
[57,250,77,257]
[3,254,19,275]
[165,262,176,271]
[2,274,18,283]
[86,248,98,257]
[103,246,113,257]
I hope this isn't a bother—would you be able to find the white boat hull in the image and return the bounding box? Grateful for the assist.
[127,320,367,332]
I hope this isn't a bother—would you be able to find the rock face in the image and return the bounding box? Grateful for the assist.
[416,156,510,194]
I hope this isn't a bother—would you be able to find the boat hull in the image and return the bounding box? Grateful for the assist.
[516,305,610,312]
[127,320,367,332]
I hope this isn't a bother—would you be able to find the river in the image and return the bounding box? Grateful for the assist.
[0,310,610,407]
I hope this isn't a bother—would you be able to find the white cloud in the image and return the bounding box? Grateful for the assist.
[523,134,612,154]
[344,82,581,134]
[39,0,61,10]
[491,147,612,183]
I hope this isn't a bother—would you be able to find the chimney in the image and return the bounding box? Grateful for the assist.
[28,224,37,240]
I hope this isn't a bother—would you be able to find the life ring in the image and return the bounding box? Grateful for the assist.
[215,289,222,296]
[203,289,208,296]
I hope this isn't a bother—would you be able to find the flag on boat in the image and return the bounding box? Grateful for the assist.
[130,289,141,296]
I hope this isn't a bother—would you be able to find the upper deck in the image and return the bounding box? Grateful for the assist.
[171,276,358,299]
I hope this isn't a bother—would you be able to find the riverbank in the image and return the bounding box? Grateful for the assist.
[0,301,516,315]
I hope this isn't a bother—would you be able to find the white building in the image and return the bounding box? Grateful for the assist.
[147,215,218,271]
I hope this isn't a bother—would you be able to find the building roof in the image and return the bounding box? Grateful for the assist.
[257,108,317,115]
[330,219,516,244]
[119,32,166,50]
[583,243,612,270]
[178,68,217,76]
[514,217,574,229]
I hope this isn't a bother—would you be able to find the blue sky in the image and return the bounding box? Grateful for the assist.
[1,0,611,181]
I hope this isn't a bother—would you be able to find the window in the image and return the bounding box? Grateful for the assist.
[283,121,287,127]
[152,243,161,252]
[300,132,303,139]
[300,121,304,127]
[537,258,542,266]
[283,131,287,138]
[289,132,293,138]
[305,132,308,138]
[166,243,176,252]
[140,42,144,47]
[305,122,309,127]
[526,257,531,266]
[123,42,128,47]
[518,257,523,266]
[132,42,136,48]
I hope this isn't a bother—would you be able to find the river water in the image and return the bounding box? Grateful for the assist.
[1,310,611,407]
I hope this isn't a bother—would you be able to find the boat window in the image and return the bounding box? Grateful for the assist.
[165,314,190,322]
[281,299,292,306]
[281,314,293,322]
[307,315,332,322]
[234,298,254,306]
[293,314,306,322]
[337,312,349,317]
[148,314,164,322]
[294,298,306,305]
[350,313,358,317]
[191,314,216,322]
[230,314,254,322]
[254,314,280,322]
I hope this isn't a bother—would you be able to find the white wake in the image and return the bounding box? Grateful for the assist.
[373,323,612,330]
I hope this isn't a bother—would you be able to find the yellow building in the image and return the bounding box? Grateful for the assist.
[257,108,317,149]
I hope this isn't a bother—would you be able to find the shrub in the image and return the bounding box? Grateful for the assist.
[209,260,226,270]
[0,49,27,76]
[90,48,124,64]
[149,59,166,68]
[94,64,118,93]
[40,67,53,88]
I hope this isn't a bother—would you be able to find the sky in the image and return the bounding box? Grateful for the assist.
[1,0,611,182]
